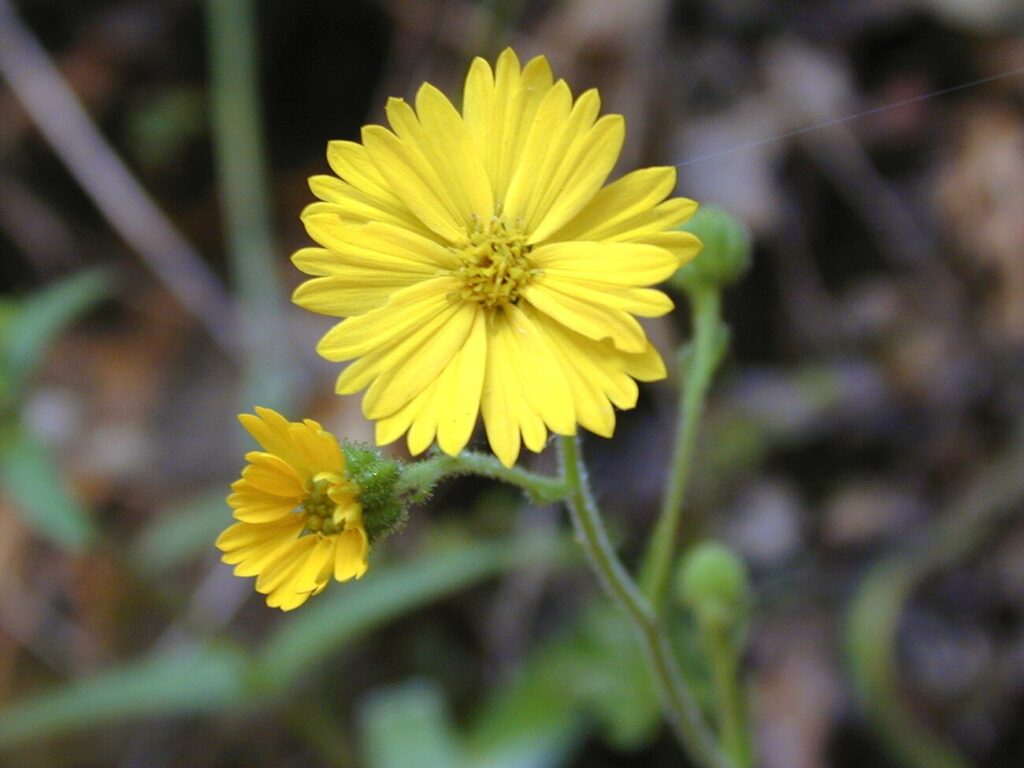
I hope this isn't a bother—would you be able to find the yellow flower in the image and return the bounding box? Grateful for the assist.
[292,49,701,467]
[216,407,368,611]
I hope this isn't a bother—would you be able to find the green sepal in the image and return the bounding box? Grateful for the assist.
[341,442,406,544]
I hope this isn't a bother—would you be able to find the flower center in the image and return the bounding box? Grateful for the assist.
[452,215,536,308]
[299,479,346,536]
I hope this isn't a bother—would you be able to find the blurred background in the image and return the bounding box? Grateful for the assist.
[1,0,1024,766]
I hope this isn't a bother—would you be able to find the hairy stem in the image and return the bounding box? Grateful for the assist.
[397,451,569,505]
[557,436,734,768]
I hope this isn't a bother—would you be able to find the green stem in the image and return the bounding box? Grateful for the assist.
[397,451,569,505]
[206,0,293,408]
[557,436,734,768]
[847,427,1024,768]
[641,287,725,610]
[703,619,753,768]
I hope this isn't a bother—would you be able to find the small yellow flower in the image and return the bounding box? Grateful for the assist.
[293,48,701,467]
[216,407,368,611]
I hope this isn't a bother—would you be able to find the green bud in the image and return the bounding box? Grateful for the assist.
[342,442,406,543]
[676,541,751,628]
[670,206,752,293]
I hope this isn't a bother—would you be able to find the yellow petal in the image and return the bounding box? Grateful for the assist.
[238,408,300,467]
[463,49,556,202]
[547,166,678,242]
[499,305,576,436]
[479,313,549,465]
[326,139,393,200]
[294,536,336,592]
[521,283,649,353]
[292,272,426,321]
[545,344,617,438]
[413,83,494,220]
[531,242,680,286]
[526,113,625,244]
[434,308,487,455]
[228,493,296,524]
[537,275,674,318]
[314,277,460,361]
[501,81,575,226]
[591,197,699,243]
[300,216,457,271]
[306,173,433,235]
[334,527,369,581]
[362,304,477,419]
[266,588,313,612]
[362,122,465,242]
[241,452,305,497]
[256,536,319,594]
[216,519,298,559]
[229,530,300,577]
[333,302,464,396]
[633,230,703,266]
[620,339,667,383]
[480,357,523,467]
[290,421,346,475]
[535,311,669,413]
[374,376,432,448]
[406,378,442,455]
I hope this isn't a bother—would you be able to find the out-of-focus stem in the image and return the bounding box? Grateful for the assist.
[0,0,239,359]
[847,428,1024,768]
[641,286,724,611]
[206,0,293,407]
[557,436,734,768]
[703,618,754,768]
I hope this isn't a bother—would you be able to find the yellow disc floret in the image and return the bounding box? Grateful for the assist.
[453,215,536,308]
[299,476,350,535]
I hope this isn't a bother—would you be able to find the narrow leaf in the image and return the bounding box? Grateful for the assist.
[130,489,229,575]
[3,268,111,392]
[257,536,562,694]
[0,423,95,552]
[0,644,250,750]
[361,680,466,768]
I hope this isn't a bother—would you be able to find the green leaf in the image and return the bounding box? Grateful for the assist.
[129,489,230,575]
[567,605,661,749]
[467,652,583,768]
[0,422,95,552]
[0,644,250,750]
[0,537,563,753]
[360,680,466,768]
[467,603,663,766]
[846,562,971,768]
[256,536,561,695]
[2,268,111,395]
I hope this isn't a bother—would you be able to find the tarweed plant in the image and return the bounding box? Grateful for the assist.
[217,49,754,768]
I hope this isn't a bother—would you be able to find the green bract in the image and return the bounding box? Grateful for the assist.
[670,206,752,293]
[676,541,751,627]
[342,442,406,543]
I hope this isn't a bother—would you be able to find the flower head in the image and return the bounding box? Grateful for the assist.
[216,407,369,611]
[293,49,701,466]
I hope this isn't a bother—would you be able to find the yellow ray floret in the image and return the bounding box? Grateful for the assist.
[292,49,702,467]
[216,407,368,611]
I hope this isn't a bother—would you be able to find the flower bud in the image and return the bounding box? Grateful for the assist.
[670,206,752,293]
[676,541,751,628]
[342,442,406,543]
